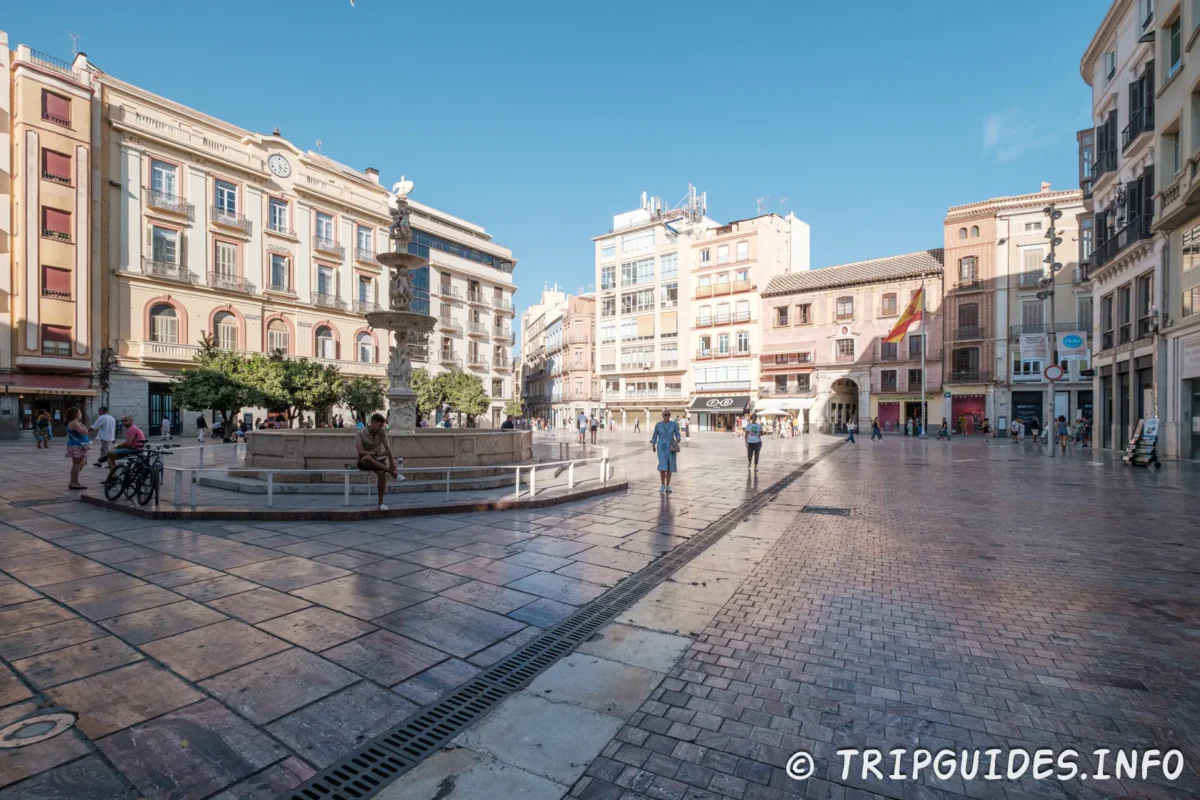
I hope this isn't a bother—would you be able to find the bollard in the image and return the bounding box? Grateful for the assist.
[514,466,521,498]
[529,465,536,497]
[445,469,451,495]
[601,458,608,484]
[568,461,574,490]
[189,470,197,510]
[174,470,183,506]
[267,472,274,507]
[343,472,350,507]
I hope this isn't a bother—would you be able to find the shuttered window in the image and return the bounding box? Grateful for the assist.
[42,207,71,238]
[41,325,72,356]
[42,150,71,183]
[42,266,72,298]
[41,91,71,125]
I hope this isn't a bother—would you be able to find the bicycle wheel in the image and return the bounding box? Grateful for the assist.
[124,464,143,499]
[135,468,158,506]
[104,465,128,502]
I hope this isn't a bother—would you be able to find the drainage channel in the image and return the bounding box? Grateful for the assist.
[286,442,843,800]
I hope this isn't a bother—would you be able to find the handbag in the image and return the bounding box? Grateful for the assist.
[669,439,681,453]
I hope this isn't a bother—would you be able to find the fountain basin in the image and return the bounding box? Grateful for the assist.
[245,429,532,477]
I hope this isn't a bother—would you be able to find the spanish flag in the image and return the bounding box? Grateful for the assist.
[883,288,923,344]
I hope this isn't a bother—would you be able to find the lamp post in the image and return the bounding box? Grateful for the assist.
[1039,204,1064,457]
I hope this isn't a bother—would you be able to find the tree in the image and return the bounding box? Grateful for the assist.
[412,368,444,419]
[503,398,525,418]
[341,376,386,423]
[171,335,261,440]
[445,369,489,425]
[288,359,343,424]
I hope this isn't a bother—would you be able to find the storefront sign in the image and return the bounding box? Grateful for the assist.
[1057,332,1088,361]
[688,395,750,411]
[1183,339,1200,380]
[1019,333,1050,361]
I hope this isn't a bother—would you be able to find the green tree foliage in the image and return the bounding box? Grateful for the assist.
[170,335,259,439]
[445,369,489,423]
[341,376,386,423]
[288,359,343,424]
[503,397,525,418]
[412,368,443,419]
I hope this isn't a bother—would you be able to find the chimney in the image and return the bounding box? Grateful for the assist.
[364,167,380,183]
[1040,181,1051,193]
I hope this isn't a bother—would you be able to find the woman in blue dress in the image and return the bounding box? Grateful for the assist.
[649,410,681,494]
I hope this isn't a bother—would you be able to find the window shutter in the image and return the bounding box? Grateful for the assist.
[1129,79,1142,116]
[43,207,71,235]
[1145,61,1155,114]
[660,311,677,334]
[1142,166,1155,218]
[42,91,71,123]
[43,266,72,295]
[43,150,71,180]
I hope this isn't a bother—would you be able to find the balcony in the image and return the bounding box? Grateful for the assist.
[266,281,293,295]
[625,389,660,398]
[1094,214,1153,270]
[42,229,71,243]
[1119,323,1132,345]
[695,380,751,392]
[835,353,855,363]
[1121,106,1154,153]
[266,222,296,238]
[759,386,815,397]
[314,357,386,378]
[696,316,713,327]
[208,272,256,294]
[211,206,252,235]
[313,236,345,258]
[352,299,381,314]
[661,358,679,368]
[41,170,71,186]
[953,326,983,340]
[468,355,490,370]
[880,349,899,362]
[141,257,197,284]
[1102,330,1115,350]
[411,344,429,363]
[712,283,732,296]
[835,313,854,322]
[492,296,512,312]
[147,190,194,219]
[466,290,488,306]
[1091,149,1117,182]
[439,352,462,367]
[122,341,201,363]
[42,287,71,301]
[877,379,899,393]
[946,369,991,384]
[492,327,513,341]
[695,285,713,298]
[664,387,683,398]
[762,354,813,368]
[311,292,347,310]
[952,277,983,292]
[1008,322,1091,338]
[439,315,462,333]
[436,284,462,301]
[566,330,590,345]
[468,321,490,338]
[355,248,376,264]
[732,280,752,293]
[494,355,512,370]
[878,306,899,318]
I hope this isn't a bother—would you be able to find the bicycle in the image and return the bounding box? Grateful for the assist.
[103,446,174,506]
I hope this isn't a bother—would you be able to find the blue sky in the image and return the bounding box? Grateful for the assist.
[6,0,1107,333]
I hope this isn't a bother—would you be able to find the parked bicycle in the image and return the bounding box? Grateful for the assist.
[103,445,174,506]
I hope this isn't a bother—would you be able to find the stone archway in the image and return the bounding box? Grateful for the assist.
[828,377,859,434]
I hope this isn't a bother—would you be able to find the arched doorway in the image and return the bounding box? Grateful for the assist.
[828,378,858,434]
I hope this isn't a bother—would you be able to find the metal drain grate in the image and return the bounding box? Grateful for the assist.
[286,442,844,800]
[801,505,851,517]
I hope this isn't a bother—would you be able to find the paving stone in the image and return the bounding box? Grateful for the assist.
[39,572,145,603]
[228,555,352,591]
[517,537,595,557]
[86,545,160,565]
[172,574,260,602]
[141,619,290,681]
[375,596,527,658]
[313,550,385,569]
[507,571,609,605]
[110,554,196,577]
[276,540,345,558]
[64,584,182,621]
[47,660,203,738]
[101,600,227,645]
[373,747,566,800]
[183,545,284,571]
[443,556,538,585]
[324,629,447,685]
[267,682,418,768]
[0,617,106,661]
[291,574,432,620]
[207,757,316,800]
[440,579,540,614]
[142,565,225,588]
[392,568,472,593]
[201,649,358,724]
[0,583,41,608]
[255,606,376,651]
[0,754,135,800]
[508,596,578,627]
[0,663,32,707]
[576,623,694,674]
[97,699,288,800]
[503,550,575,571]
[351,558,425,580]
[0,600,77,636]
[205,587,311,623]
[396,546,477,569]
[528,653,665,718]
[555,561,632,587]
[6,560,114,588]
[392,658,480,704]
[0,719,92,791]
[12,636,142,689]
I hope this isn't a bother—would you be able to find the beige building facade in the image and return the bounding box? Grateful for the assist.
[761,250,944,434]
[519,287,565,422]
[1,37,97,439]
[548,294,599,426]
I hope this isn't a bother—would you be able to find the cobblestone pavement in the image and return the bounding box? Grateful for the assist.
[572,439,1200,800]
[0,431,834,799]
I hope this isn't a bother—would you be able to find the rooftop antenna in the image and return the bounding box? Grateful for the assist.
[67,31,79,56]
[315,139,323,154]
[779,197,788,213]
[757,196,771,215]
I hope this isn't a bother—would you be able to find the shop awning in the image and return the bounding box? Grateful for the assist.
[0,387,98,396]
[689,395,750,412]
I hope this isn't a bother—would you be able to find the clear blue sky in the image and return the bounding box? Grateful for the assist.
[6,0,1107,334]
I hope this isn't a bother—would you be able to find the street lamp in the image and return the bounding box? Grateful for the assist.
[1041,205,1064,457]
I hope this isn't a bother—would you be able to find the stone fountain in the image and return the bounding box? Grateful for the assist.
[366,179,437,431]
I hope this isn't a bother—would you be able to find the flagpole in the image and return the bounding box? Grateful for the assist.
[919,272,927,438]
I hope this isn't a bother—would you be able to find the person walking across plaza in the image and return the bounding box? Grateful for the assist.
[681,414,690,440]
[1056,415,1071,455]
[870,417,883,442]
[196,414,207,443]
[590,414,599,444]
[982,417,992,443]
[633,416,641,434]
[356,413,404,511]
[576,411,588,445]
[937,417,951,440]
[34,410,52,450]
[65,408,90,490]
[90,406,116,466]
[845,419,857,444]
[649,410,681,494]
[744,413,763,471]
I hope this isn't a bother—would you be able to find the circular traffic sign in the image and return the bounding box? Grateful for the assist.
[1043,365,1065,381]
[1061,334,1084,349]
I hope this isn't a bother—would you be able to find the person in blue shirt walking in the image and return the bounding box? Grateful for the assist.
[744,413,763,471]
[649,410,681,494]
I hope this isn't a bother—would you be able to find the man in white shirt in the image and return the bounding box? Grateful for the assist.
[90,406,117,466]
[576,411,588,445]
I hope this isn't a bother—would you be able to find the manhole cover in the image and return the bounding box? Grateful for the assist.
[0,713,75,748]
[802,506,851,517]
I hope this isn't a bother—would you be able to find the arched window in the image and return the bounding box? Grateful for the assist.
[214,311,237,350]
[267,319,289,354]
[150,304,178,343]
[357,332,374,363]
[958,228,968,239]
[970,225,980,237]
[316,326,336,359]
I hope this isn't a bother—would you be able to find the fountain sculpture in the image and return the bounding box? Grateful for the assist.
[366,178,437,431]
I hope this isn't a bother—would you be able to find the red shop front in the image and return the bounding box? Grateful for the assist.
[950,394,986,434]
[877,401,901,433]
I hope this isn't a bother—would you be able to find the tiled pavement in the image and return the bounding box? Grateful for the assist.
[0,431,835,799]
[570,440,1200,800]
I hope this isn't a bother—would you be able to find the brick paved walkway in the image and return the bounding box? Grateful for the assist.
[0,432,834,800]
[572,440,1200,800]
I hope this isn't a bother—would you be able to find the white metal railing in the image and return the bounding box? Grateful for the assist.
[160,447,611,509]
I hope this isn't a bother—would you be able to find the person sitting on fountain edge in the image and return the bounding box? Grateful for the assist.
[356,413,404,511]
